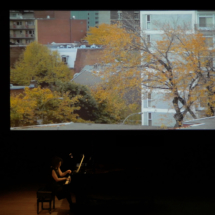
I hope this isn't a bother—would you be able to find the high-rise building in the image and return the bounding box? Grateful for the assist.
[10,10,35,45]
[140,10,215,127]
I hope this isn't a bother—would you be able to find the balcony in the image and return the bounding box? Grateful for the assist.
[195,24,215,32]
[10,24,35,29]
[10,34,35,38]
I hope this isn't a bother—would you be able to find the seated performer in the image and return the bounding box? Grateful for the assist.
[50,156,74,212]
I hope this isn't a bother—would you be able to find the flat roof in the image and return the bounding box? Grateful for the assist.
[10,122,161,130]
[178,116,215,129]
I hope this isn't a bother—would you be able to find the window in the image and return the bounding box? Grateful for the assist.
[118,12,122,20]
[17,21,22,25]
[28,21,33,25]
[95,21,99,24]
[95,13,99,15]
[62,56,67,64]
[147,35,150,47]
[199,17,213,27]
[95,17,98,19]
[147,15,150,29]
[88,13,89,15]
[148,113,152,126]
[147,92,152,107]
[88,21,89,24]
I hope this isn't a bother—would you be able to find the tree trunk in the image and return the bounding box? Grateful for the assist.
[172,97,183,128]
[206,86,215,117]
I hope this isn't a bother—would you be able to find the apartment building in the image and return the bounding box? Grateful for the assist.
[10,10,35,45]
[140,10,215,127]
[70,11,110,31]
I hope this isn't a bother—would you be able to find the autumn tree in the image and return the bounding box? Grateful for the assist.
[10,41,72,89]
[85,20,215,128]
[172,27,215,117]
[10,87,82,127]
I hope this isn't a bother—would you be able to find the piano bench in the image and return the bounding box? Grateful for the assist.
[37,187,55,214]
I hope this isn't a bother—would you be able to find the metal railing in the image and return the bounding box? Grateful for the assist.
[194,24,215,31]
[10,24,35,29]
[10,34,35,38]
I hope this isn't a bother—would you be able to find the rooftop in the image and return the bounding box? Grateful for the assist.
[10,122,161,130]
[174,116,215,129]
[10,84,35,90]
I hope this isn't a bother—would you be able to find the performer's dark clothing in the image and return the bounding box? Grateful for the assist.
[50,167,72,205]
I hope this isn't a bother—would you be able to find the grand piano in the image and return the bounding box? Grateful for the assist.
[63,149,155,211]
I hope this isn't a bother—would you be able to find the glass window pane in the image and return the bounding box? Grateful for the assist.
[147,22,150,29]
[148,120,152,126]
[199,17,206,27]
[206,17,213,26]
[147,15,150,22]
[148,113,151,119]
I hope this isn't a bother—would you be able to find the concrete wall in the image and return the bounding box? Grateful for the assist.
[99,11,110,24]
[49,48,78,68]
[74,49,104,73]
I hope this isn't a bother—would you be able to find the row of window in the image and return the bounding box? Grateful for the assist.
[146,15,214,29]
[11,30,34,34]
[12,21,34,25]
[146,34,213,48]
[11,39,33,44]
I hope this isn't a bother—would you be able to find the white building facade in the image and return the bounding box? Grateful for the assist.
[140,10,215,127]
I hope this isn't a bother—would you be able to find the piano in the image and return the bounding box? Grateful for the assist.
[63,151,155,208]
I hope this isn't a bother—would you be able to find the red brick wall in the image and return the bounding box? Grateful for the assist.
[54,11,70,19]
[71,20,87,42]
[37,19,71,44]
[74,49,104,73]
[10,47,26,68]
[34,11,55,18]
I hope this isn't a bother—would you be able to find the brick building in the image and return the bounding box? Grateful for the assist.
[34,11,87,44]
[74,48,104,73]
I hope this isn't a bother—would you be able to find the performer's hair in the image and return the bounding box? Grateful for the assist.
[51,156,63,168]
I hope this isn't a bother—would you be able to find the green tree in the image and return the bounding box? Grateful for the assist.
[10,41,72,88]
[53,81,100,122]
